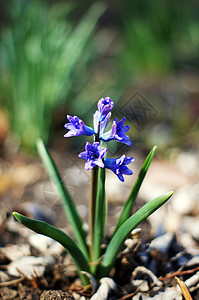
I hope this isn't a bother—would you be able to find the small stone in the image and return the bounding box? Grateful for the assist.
[90,277,117,300]
[29,233,64,255]
[7,217,30,238]
[40,290,75,300]
[176,151,199,178]
[131,279,149,292]
[171,184,199,215]
[132,266,162,288]
[0,270,10,282]
[178,233,197,249]
[7,255,55,279]
[184,271,199,289]
[73,294,81,300]
[0,287,18,300]
[0,244,31,261]
[148,232,175,255]
[132,286,182,299]
[181,216,199,241]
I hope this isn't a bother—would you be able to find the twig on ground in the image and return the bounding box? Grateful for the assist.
[0,276,26,287]
[160,266,199,281]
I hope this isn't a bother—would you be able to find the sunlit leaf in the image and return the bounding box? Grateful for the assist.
[114,146,157,233]
[13,212,90,285]
[98,191,173,277]
[37,139,89,260]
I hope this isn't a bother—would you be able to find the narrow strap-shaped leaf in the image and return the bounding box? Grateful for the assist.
[98,191,173,278]
[36,139,89,260]
[114,146,157,233]
[13,212,90,285]
[92,167,106,271]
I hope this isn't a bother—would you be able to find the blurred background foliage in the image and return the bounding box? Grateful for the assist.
[118,0,199,75]
[0,0,106,150]
[0,0,198,152]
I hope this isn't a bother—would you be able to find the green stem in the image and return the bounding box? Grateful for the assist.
[89,120,101,260]
[90,166,99,261]
[92,166,106,275]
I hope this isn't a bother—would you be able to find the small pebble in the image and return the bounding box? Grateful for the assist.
[7,255,55,279]
[40,290,75,300]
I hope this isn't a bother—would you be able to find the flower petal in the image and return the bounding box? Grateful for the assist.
[104,155,133,181]
[78,142,107,170]
[117,173,124,182]
[64,116,94,137]
[97,97,114,122]
[101,117,132,146]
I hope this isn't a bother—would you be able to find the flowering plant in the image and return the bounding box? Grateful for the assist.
[13,97,173,285]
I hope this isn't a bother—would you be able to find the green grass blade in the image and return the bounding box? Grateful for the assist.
[92,167,106,269]
[36,139,89,260]
[114,146,157,233]
[13,212,90,285]
[98,191,173,278]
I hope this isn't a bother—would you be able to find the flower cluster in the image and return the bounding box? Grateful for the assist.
[64,97,134,181]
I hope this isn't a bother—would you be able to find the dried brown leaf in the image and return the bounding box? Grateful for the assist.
[175,276,193,300]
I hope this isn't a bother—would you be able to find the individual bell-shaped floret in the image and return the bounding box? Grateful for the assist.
[104,155,134,182]
[64,115,95,137]
[78,142,107,170]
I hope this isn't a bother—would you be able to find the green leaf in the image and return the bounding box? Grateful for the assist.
[92,167,106,271]
[36,139,89,260]
[98,191,173,278]
[13,212,90,285]
[114,146,157,233]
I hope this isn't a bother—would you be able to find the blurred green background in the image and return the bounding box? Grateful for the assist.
[0,0,198,152]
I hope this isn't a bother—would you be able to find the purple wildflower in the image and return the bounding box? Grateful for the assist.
[64,115,95,137]
[78,142,107,170]
[102,117,132,146]
[104,155,134,182]
[97,97,114,122]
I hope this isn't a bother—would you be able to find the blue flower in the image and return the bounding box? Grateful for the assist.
[93,111,111,136]
[97,97,114,122]
[104,155,134,182]
[101,117,132,146]
[78,142,107,170]
[64,115,95,137]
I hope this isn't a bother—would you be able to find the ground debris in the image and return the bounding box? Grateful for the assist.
[7,255,56,279]
[131,266,162,289]
[28,233,64,256]
[176,277,193,300]
[1,148,199,299]
[0,287,18,300]
[0,244,31,261]
[40,290,75,300]
[90,277,117,300]
[132,286,182,299]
